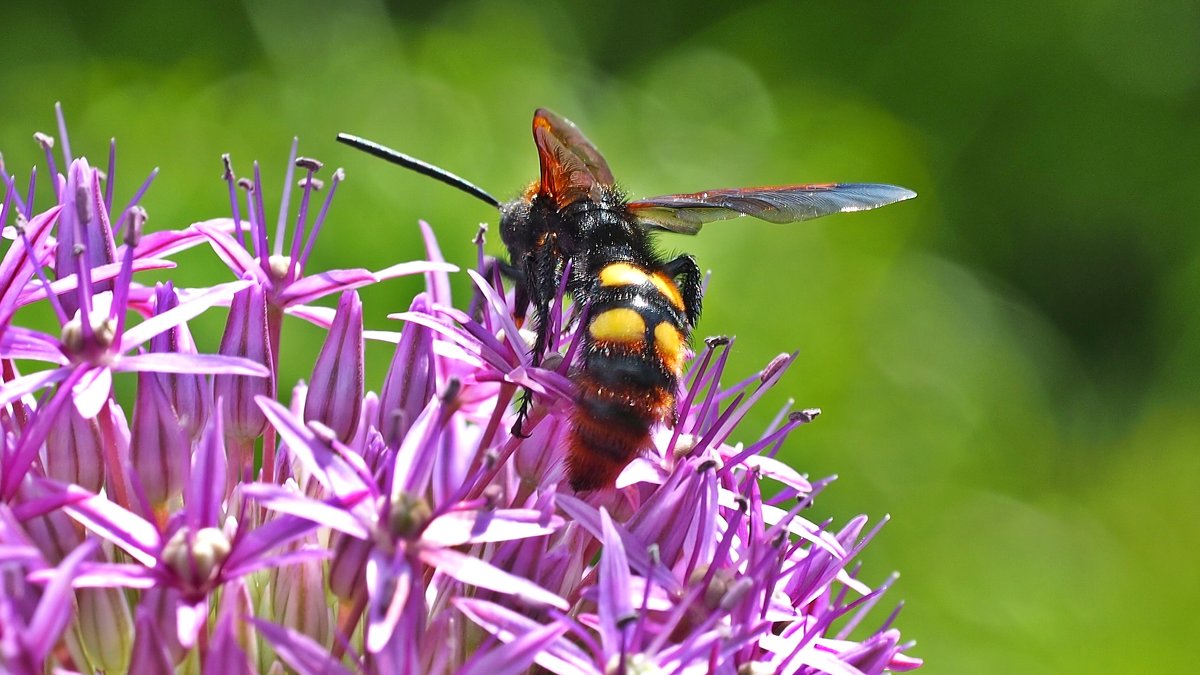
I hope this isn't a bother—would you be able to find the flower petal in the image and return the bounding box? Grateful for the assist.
[15,258,175,307]
[256,396,372,500]
[454,598,598,675]
[251,618,353,675]
[241,483,371,539]
[0,366,70,408]
[72,366,112,418]
[186,411,227,531]
[365,550,412,654]
[597,508,634,657]
[0,326,67,364]
[119,279,253,351]
[457,621,570,675]
[122,218,234,260]
[58,484,161,565]
[0,204,61,309]
[275,267,376,307]
[117,352,269,377]
[25,538,99,661]
[373,259,459,284]
[419,547,568,610]
[192,220,265,283]
[422,508,563,548]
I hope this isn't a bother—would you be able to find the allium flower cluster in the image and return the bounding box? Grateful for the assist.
[0,107,921,674]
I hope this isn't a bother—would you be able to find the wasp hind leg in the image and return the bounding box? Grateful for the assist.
[663,254,702,326]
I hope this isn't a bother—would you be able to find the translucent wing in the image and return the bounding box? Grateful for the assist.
[532,108,615,208]
[627,183,917,234]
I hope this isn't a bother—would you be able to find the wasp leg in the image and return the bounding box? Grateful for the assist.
[511,388,534,438]
[663,254,702,326]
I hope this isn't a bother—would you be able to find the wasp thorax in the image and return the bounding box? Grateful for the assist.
[388,492,432,541]
[161,526,231,593]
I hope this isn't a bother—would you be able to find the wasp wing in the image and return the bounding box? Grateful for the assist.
[627,183,916,234]
[532,108,616,207]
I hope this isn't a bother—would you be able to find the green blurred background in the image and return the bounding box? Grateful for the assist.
[4,0,1197,671]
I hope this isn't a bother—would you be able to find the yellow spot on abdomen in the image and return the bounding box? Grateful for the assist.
[649,272,685,312]
[654,321,687,374]
[599,262,650,288]
[598,262,686,312]
[589,308,647,344]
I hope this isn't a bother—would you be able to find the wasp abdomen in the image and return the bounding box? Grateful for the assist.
[567,261,691,490]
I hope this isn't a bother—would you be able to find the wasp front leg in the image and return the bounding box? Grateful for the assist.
[511,248,563,437]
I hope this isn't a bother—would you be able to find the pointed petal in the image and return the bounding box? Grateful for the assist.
[176,599,208,650]
[419,547,568,610]
[120,279,253,350]
[25,538,99,660]
[275,267,376,306]
[221,514,318,575]
[0,326,67,363]
[186,411,226,531]
[0,205,61,308]
[417,220,453,305]
[0,366,70,408]
[241,483,370,539]
[72,366,112,418]
[458,621,570,675]
[117,352,269,377]
[422,508,563,548]
[192,220,264,282]
[597,508,633,657]
[15,258,175,307]
[256,396,371,499]
[122,218,235,260]
[128,608,175,675]
[454,599,599,675]
[365,550,412,653]
[251,618,353,675]
[59,484,161,566]
[466,269,529,365]
[374,259,459,284]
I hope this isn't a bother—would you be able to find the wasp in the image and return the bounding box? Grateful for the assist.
[338,109,915,491]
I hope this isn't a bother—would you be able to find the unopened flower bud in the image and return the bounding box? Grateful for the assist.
[379,293,436,447]
[76,585,134,673]
[131,371,191,507]
[214,283,274,441]
[270,541,331,647]
[304,290,363,443]
[44,402,105,493]
[150,283,210,440]
[128,608,174,673]
[328,531,371,601]
[55,159,116,316]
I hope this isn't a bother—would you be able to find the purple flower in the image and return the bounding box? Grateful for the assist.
[0,113,919,673]
[194,147,456,347]
[0,160,267,502]
[38,412,324,650]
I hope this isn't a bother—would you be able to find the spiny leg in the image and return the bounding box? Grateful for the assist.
[662,254,702,326]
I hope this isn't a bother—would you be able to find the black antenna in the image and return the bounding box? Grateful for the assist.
[336,133,500,209]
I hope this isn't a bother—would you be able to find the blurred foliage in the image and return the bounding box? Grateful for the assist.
[2,0,1196,672]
